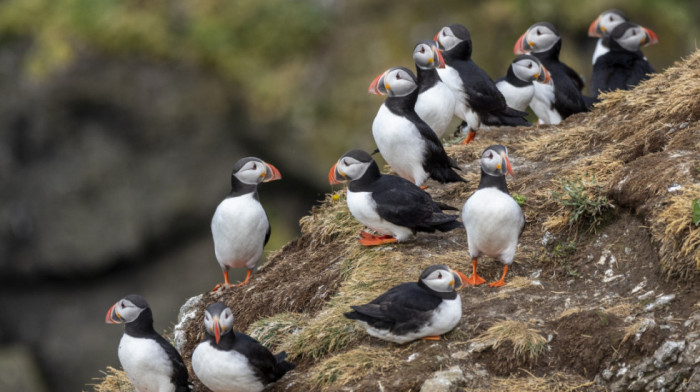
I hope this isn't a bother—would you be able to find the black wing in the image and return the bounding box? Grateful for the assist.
[561,62,585,91]
[233,332,289,384]
[371,176,436,229]
[264,220,271,246]
[153,334,191,390]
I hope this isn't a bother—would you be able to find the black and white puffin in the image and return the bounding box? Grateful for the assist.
[590,22,657,99]
[105,295,191,392]
[588,9,629,65]
[434,24,529,144]
[368,67,465,186]
[344,264,468,344]
[413,39,456,139]
[514,22,590,119]
[495,54,551,112]
[461,145,525,287]
[192,303,295,392]
[329,149,462,246]
[211,157,281,289]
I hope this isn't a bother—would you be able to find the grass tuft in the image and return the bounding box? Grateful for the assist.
[309,347,399,389]
[89,366,134,392]
[551,175,614,231]
[246,312,306,350]
[470,320,547,360]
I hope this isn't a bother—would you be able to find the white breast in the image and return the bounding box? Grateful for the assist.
[462,187,524,264]
[118,334,176,392]
[192,341,265,392]
[346,190,413,241]
[438,66,475,127]
[496,80,534,112]
[592,38,609,65]
[415,82,456,138]
[359,296,462,344]
[530,82,562,125]
[211,193,268,271]
[372,104,429,186]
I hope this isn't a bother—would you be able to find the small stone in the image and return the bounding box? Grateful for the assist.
[601,368,614,381]
[173,294,203,352]
[420,366,465,392]
[653,340,686,369]
[645,294,676,312]
[407,353,419,362]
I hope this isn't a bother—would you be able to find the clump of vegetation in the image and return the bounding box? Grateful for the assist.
[552,176,614,231]
[90,366,133,392]
[512,192,528,206]
[246,312,305,350]
[692,198,700,226]
[471,320,547,360]
[310,347,398,389]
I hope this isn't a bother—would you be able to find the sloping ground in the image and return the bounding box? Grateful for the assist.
[94,52,699,391]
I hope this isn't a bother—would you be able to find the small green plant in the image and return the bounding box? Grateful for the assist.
[512,192,528,206]
[596,310,609,327]
[692,198,700,226]
[547,240,579,277]
[552,176,614,230]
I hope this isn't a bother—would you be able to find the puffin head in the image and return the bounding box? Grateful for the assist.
[588,9,628,38]
[419,264,468,292]
[368,67,418,97]
[203,302,234,344]
[105,294,149,324]
[610,22,658,52]
[329,150,374,184]
[511,54,551,84]
[231,157,282,186]
[413,40,445,70]
[480,145,514,177]
[514,22,560,54]
[434,24,471,53]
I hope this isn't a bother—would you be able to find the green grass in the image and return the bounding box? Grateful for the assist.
[692,198,700,226]
[512,192,528,206]
[552,176,614,231]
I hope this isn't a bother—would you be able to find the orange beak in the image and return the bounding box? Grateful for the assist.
[513,31,529,54]
[642,27,658,47]
[328,162,347,185]
[452,269,469,290]
[262,162,282,182]
[105,303,122,324]
[213,316,221,344]
[435,47,446,68]
[504,155,514,176]
[537,66,552,84]
[588,16,602,37]
[433,30,441,44]
[368,72,386,95]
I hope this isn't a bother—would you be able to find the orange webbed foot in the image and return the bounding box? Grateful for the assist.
[421,335,441,341]
[488,279,507,288]
[464,274,486,286]
[460,130,477,145]
[358,236,398,246]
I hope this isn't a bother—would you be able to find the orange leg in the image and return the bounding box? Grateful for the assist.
[358,232,398,246]
[421,335,441,341]
[488,265,509,288]
[465,258,486,285]
[234,269,253,287]
[460,129,477,145]
[420,185,429,190]
[212,269,233,291]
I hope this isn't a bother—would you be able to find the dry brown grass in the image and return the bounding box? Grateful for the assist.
[467,371,602,392]
[298,191,365,248]
[88,367,133,392]
[308,347,400,390]
[470,320,547,360]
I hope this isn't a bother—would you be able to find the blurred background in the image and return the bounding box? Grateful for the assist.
[0,0,697,390]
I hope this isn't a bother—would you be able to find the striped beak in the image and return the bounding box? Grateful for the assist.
[536,65,551,84]
[105,302,123,324]
[514,31,529,54]
[328,162,348,185]
[641,27,658,47]
[452,269,469,290]
[588,16,602,37]
[262,162,282,182]
[368,71,388,95]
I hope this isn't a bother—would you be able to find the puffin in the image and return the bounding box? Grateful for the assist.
[514,22,590,119]
[590,22,657,99]
[329,149,462,246]
[211,157,281,290]
[461,145,525,287]
[105,295,191,392]
[495,54,551,112]
[412,39,456,139]
[588,9,629,65]
[434,24,529,144]
[192,302,295,392]
[344,264,468,344]
[368,66,465,186]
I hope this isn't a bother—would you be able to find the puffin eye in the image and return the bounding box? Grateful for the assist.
[527,62,532,69]
[437,273,442,279]
[419,47,425,54]
[342,159,349,166]
[252,163,257,170]
[396,73,401,80]
[121,302,126,309]
[488,152,493,159]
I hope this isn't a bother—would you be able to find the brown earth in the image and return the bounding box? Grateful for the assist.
[95,52,699,392]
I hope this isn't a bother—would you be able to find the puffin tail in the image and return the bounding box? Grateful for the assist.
[433,219,463,232]
[430,167,467,184]
[484,107,530,127]
[273,351,296,378]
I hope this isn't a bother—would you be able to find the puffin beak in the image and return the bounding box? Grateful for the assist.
[641,27,658,47]
[433,30,441,44]
[262,162,282,182]
[105,303,123,324]
[213,316,221,344]
[588,17,602,37]
[368,72,387,95]
[513,31,529,54]
[452,270,469,290]
[328,162,348,185]
[434,47,446,68]
[537,66,551,84]
[503,154,514,176]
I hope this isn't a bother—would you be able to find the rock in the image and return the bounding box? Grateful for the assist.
[644,294,675,312]
[652,340,686,369]
[420,366,466,392]
[0,344,48,392]
[173,294,204,353]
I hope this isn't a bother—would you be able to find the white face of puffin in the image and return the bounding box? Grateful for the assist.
[435,26,461,52]
[512,57,550,84]
[107,298,146,323]
[614,24,656,52]
[232,159,281,185]
[481,147,514,177]
[413,42,444,70]
[203,305,235,343]
[336,156,372,181]
[421,267,465,293]
[524,25,559,53]
[597,11,627,37]
[383,68,417,97]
